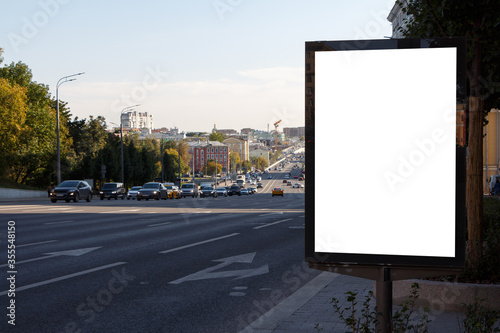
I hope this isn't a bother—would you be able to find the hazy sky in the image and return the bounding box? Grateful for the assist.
[1,0,394,133]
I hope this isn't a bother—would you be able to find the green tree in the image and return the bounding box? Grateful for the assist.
[230,151,241,172]
[256,156,268,170]
[399,0,500,269]
[209,131,226,143]
[204,159,222,176]
[0,78,27,178]
[241,160,251,172]
[0,61,59,186]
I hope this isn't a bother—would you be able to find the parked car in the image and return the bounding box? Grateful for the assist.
[50,180,92,203]
[181,183,199,198]
[137,182,167,200]
[127,186,142,200]
[272,187,284,197]
[200,186,217,198]
[216,187,228,197]
[100,182,125,200]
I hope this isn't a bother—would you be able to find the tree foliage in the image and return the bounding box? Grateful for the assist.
[399,0,500,269]
[209,131,226,143]
[0,51,192,190]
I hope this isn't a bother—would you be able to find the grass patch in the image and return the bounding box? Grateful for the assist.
[0,178,45,191]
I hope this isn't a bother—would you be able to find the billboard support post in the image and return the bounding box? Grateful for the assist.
[309,263,462,331]
[376,268,392,333]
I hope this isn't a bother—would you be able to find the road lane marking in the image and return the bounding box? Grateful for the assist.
[159,233,240,254]
[259,212,284,217]
[148,222,172,227]
[0,205,45,211]
[45,220,74,225]
[17,240,58,248]
[0,262,127,296]
[0,247,101,267]
[253,218,292,230]
[100,209,141,214]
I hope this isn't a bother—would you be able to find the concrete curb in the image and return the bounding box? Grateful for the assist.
[394,279,500,312]
[0,188,46,201]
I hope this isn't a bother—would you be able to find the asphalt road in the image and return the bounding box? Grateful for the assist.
[0,166,312,332]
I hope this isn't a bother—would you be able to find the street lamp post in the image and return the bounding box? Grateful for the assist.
[56,72,84,184]
[120,105,140,185]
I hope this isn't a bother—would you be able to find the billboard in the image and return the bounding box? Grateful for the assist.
[305,38,466,267]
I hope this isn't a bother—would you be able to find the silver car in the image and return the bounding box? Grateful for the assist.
[127,186,142,200]
[137,182,167,200]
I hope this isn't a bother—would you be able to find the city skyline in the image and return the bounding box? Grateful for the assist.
[1,1,393,132]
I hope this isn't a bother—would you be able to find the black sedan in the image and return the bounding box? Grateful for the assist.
[50,180,92,203]
[200,186,217,198]
[228,184,241,196]
[137,182,167,200]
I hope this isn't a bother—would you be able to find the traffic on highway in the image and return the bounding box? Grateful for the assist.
[0,156,308,332]
[48,153,305,204]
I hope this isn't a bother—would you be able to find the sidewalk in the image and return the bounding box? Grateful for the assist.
[241,272,469,333]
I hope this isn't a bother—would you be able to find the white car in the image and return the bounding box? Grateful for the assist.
[292,183,304,188]
[127,186,142,200]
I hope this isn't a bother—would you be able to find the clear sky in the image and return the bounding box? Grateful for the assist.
[1,0,394,133]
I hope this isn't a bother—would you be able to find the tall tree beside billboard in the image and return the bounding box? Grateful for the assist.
[398,0,500,270]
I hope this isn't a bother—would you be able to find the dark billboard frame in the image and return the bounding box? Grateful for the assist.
[305,38,467,268]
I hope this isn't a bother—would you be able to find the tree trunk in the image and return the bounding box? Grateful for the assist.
[466,96,484,268]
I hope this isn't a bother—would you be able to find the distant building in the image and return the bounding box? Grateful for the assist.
[283,127,305,139]
[241,128,253,136]
[121,110,153,130]
[188,140,229,174]
[484,109,500,193]
[249,148,270,164]
[387,0,409,38]
[217,129,238,136]
[224,136,249,161]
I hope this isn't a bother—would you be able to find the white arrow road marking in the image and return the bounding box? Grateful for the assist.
[169,252,269,285]
[0,262,126,296]
[0,247,101,267]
